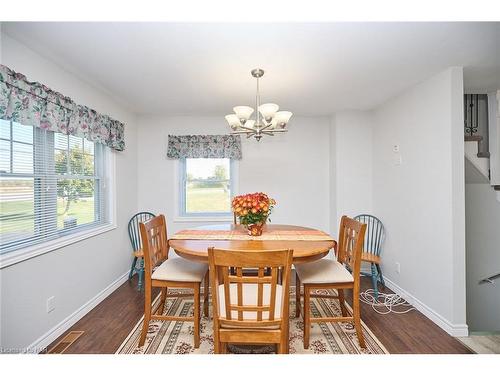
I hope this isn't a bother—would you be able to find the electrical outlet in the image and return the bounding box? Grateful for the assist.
[46,296,55,313]
[395,262,401,274]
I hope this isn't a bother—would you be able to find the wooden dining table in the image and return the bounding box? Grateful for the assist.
[168,223,336,264]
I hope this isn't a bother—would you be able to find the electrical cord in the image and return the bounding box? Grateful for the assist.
[359,288,415,314]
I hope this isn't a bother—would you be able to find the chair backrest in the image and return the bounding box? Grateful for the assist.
[128,211,156,252]
[139,215,169,285]
[337,215,367,282]
[354,214,384,256]
[208,248,293,328]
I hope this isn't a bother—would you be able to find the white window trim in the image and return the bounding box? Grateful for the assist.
[0,150,117,269]
[173,158,239,223]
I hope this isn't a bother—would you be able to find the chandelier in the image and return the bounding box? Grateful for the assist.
[225,68,293,141]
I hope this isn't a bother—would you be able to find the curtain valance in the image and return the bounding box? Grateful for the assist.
[0,64,125,151]
[167,135,242,159]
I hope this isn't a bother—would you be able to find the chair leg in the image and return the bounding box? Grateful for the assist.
[337,289,349,317]
[376,263,385,287]
[370,263,379,299]
[277,339,287,354]
[137,258,145,291]
[128,257,137,280]
[353,285,366,349]
[203,271,209,318]
[295,273,301,318]
[213,321,220,354]
[139,284,152,347]
[281,327,289,354]
[303,285,310,349]
[194,284,201,348]
[157,287,167,315]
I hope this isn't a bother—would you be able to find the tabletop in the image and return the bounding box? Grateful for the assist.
[168,224,336,264]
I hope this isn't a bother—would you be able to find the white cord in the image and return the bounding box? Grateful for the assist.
[359,289,415,314]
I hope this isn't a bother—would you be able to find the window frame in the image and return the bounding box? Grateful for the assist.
[0,120,116,269]
[176,157,237,221]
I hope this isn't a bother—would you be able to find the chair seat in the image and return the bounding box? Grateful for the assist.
[218,283,282,320]
[152,257,207,283]
[361,252,381,264]
[295,259,354,284]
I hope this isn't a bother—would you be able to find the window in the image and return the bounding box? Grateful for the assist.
[179,158,235,217]
[0,119,112,254]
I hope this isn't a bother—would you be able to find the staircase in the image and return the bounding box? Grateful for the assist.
[464,91,500,199]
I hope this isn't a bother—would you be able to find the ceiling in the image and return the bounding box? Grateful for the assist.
[2,22,499,116]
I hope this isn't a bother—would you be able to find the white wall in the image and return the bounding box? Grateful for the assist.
[330,111,373,233]
[136,115,331,235]
[372,67,467,335]
[0,34,138,349]
[465,182,500,332]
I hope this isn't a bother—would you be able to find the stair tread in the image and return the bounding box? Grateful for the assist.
[465,135,483,142]
[477,152,491,158]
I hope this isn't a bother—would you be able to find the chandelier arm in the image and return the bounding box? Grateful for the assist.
[238,125,257,132]
[261,131,275,136]
[264,128,288,133]
[259,122,273,132]
[231,130,255,134]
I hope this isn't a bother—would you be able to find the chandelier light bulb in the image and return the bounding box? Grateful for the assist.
[225,114,240,129]
[258,103,279,122]
[233,106,254,121]
[274,111,293,128]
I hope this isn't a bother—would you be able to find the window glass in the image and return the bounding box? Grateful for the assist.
[0,176,35,245]
[0,120,109,253]
[183,158,232,214]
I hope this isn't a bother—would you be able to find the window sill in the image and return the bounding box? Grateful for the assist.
[0,223,116,269]
[174,216,234,223]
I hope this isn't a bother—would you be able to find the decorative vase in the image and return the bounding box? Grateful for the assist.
[247,222,264,236]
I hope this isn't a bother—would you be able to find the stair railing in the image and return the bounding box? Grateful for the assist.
[479,271,500,284]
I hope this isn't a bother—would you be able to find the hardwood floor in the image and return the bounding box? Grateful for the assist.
[46,274,472,354]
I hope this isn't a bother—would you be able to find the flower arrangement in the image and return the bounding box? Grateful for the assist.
[232,192,276,236]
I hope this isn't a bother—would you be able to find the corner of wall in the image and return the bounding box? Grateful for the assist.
[328,115,337,237]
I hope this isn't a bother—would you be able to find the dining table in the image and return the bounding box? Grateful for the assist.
[168,223,336,264]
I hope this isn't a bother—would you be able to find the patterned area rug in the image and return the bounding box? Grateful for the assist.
[116,288,388,354]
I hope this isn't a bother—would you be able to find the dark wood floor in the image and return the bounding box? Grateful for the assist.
[46,274,472,354]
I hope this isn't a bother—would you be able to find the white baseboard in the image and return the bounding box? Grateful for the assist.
[27,271,129,353]
[384,277,469,337]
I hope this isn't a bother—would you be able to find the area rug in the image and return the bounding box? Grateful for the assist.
[116,288,388,354]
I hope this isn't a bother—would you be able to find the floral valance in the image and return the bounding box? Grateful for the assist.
[0,64,125,151]
[167,135,242,159]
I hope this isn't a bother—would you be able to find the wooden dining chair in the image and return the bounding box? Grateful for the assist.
[208,247,293,354]
[295,215,367,349]
[354,214,385,298]
[128,211,156,290]
[138,215,209,348]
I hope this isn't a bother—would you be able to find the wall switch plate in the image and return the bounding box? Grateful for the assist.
[395,262,401,274]
[46,296,55,313]
[393,154,402,166]
[393,145,400,153]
